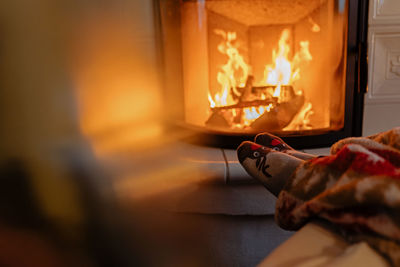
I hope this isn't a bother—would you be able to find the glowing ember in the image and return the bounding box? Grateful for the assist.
[242,104,273,125]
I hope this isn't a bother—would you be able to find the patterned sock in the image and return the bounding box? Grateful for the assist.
[255,132,317,160]
[237,141,303,196]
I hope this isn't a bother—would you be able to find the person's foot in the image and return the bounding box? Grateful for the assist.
[255,132,317,160]
[237,141,303,196]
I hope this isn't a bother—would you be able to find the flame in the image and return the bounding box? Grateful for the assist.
[208,93,216,108]
[264,29,291,87]
[208,29,249,107]
[243,104,273,125]
[263,29,312,98]
[209,28,313,130]
[283,103,314,131]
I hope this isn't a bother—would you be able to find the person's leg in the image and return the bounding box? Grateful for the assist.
[255,132,317,160]
[237,141,303,196]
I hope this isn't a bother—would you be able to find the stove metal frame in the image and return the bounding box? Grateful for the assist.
[154,0,369,149]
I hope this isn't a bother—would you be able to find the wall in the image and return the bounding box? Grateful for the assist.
[363,0,400,135]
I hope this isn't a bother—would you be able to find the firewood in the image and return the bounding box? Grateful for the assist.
[251,94,304,131]
[211,99,277,111]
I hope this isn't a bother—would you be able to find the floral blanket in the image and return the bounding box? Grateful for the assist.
[276,128,400,266]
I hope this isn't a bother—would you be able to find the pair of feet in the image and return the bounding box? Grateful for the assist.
[237,133,316,196]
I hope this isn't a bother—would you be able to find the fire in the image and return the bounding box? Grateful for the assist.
[208,30,249,107]
[264,29,292,88]
[263,29,312,98]
[243,104,273,125]
[283,103,314,131]
[208,28,313,130]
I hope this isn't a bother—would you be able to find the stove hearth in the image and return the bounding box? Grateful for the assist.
[156,0,368,148]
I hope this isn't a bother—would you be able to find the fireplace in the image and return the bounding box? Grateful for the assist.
[156,0,368,149]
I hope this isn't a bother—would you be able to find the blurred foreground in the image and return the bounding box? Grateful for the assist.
[0,1,294,266]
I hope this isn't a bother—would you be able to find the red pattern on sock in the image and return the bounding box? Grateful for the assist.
[251,143,262,150]
[271,139,282,146]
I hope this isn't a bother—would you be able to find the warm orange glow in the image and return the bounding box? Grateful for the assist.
[264,30,292,90]
[283,102,314,131]
[208,30,249,108]
[70,13,163,155]
[208,28,313,130]
[243,104,273,125]
[263,29,312,98]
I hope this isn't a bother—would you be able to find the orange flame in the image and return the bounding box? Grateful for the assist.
[209,28,313,129]
[208,30,249,107]
[263,29,312,98]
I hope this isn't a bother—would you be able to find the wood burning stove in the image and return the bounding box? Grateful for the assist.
[155,0,369,149]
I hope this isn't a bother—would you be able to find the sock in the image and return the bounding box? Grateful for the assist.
[255,132,317,160]
[237,141,304,196]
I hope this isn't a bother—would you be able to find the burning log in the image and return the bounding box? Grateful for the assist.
[206,83,304,130]
[231,75,255,102]
[231,75,255,124]
[210,99,276,111]
[283,102,314,131]
[235,84,295,100]
[251,93,304,131]
[205,27,313,131]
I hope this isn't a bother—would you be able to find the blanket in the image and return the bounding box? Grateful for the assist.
[238,127,400,266]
